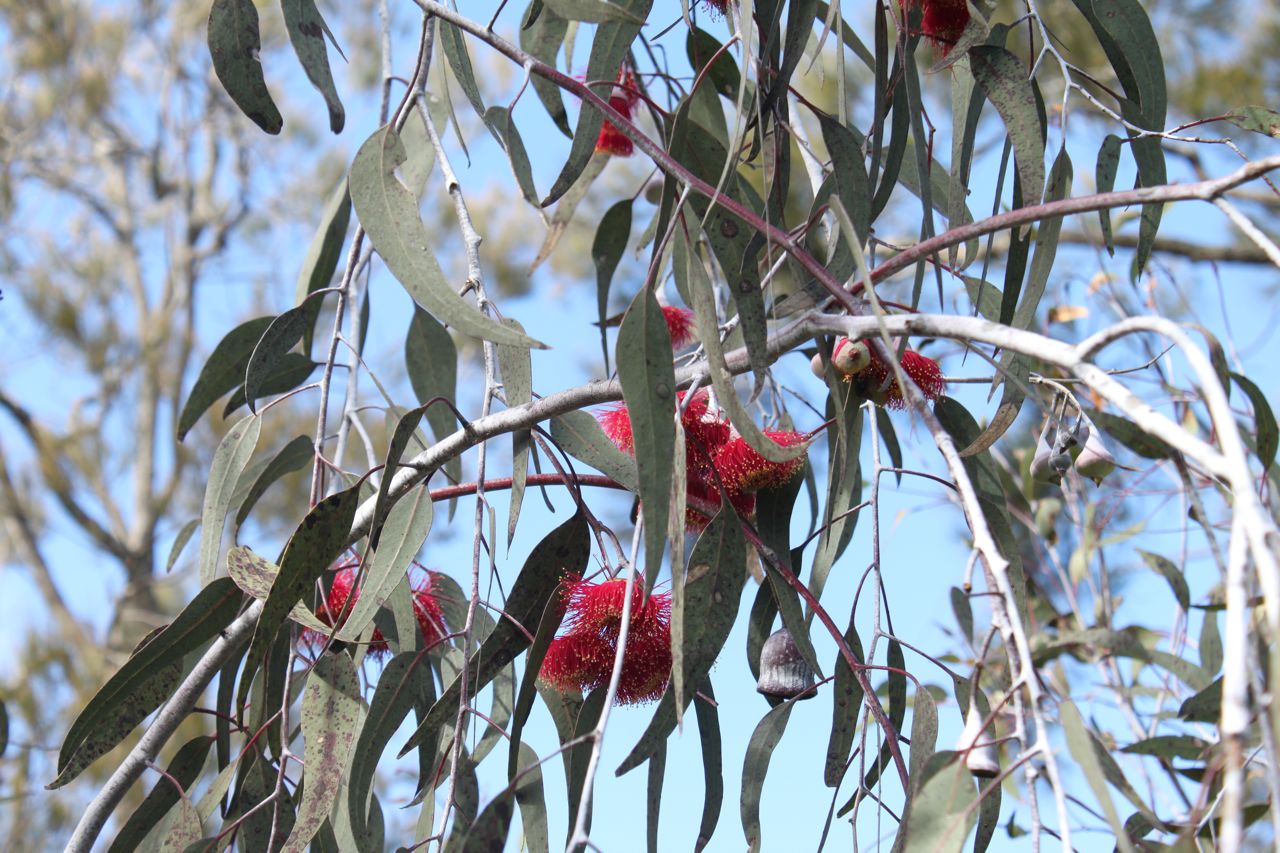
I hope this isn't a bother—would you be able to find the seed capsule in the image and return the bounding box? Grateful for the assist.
[756,628,816,700]
[956,703,1000,778]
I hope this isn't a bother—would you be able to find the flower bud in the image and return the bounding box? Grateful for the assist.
[832,338,871,376]
[956,703,1000,778]
[756,628,816,700]
[810,351,827,379]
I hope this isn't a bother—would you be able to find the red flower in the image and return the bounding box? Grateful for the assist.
[302,566,448,658]
[539,576,673,704]
[703,0,730,19]
[712,429,809,494]
[598,403,634,452]
[685,475,756,532]
[900,0,970,55]
[595,68,640,157]
[849,345,945,409]
[662,305,697,349]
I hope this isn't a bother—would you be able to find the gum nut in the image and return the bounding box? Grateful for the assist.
[1031,441,1060,485]
[831,338,871,376]
[810,351,827,378]
[643,179,664,205]
[756,628,816,700]
[1075,431,1118,485]
[956,704,1000,778]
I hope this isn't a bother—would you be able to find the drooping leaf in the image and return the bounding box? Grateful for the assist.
[740,702,794,852]
[894,752,977,853]
[509,597,570,781]
[1060,700,1137,853]
[244,305,311,414]
[969,46,1045,204]
[404,305,463,490]
[485,106,540,205]
[543,0,646,23]
[1199,610,1223,675]
[1095,134,1123,255]
[1085,407,1173,459]
[646,742,666,852]
[222,355,319,418]
[165,519,201,575]
[399,511,590,757]
[1137,550,1190,612]
[616,285,676,592]
[823,609,866,787]
[281,652,362,852]
[51,579,243,788]
[207,0,282,134]
[1230,371,1278,473]
[438,21,486,123]
[335,489,432,642]
[349,126,544,348]
[295,180,351,352]
[178,317,273,440]
[348,652,432,841]
[281,0,345,133]
[694,680,723,852]
[519,2,571,137]
[1121,735,1211,762]
[237,484,362,715]
[593,199,633,372]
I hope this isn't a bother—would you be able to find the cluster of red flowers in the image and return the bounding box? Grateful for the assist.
[594,67,640,157]
[703,0,730,19]
[301,565,447,659]
[598,387,808,530]
[661,305,696,349]
[539,576,673,704]
[899,0,970,55]
[813,338,945,409]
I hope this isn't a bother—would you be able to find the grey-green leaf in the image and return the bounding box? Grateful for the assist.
[282,652,362,852]
[740,702,794,852]
[895,752,977,853]
[349,126,544,348]
[550,409,639,493]
[281,0,345,133]
[244,306,311,413]
[198,414,262,585]
[234,435,314,529]
[207,0,283,134]
[969,45,1044,204]
[178,316,273,440]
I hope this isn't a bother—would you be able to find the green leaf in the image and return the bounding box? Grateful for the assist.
[895,753,977,853]
[694,681,723,852]
[234,435,313,529]
[1199,610,1223,675]
[550,409,639,493]
[519,2,571,137]
[541,0,652,205]
[109,736,215,853]
[1178,677,1222,722]
[485,106,540,206]
[281,0,344,133]
[969,45,1044,204]
[1061,701,1135,852]
[348,652,432,841]
[593,199,633,372]
[1230,371,1278,473]
[566,689,607,839]
[646,743,666,852]
[950,587,974,646]
[617,285,676,591]
[1227,105,1280,138]
[244,306,310,414]
[399,511,590,758]
[909,685,940,783]
[295,180,351,353]
[207,0,282,134]
[52,579,243,788]
[237,484,362,715]
[222,355,318,418]
[973,779,1002,853]
[961,277,1002,322]
[1085,407,1173,459]
[439,21,486,123]
[198,414,261,586]
[404,306,462,487]
[498,319,534,545]
[349,126,544,348]
[1137,550,1190,612]
[1121,735,1210,761]
[178,316,273,440]
[150,795,202,853]
[336,488,432,642]
[687,27,741,98]
[824,610,866,787]
[740,702,794,852]
[1095,134,1123,255]
[281,652,362,852]
[165,519,201,575]
[543,0,646,23]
